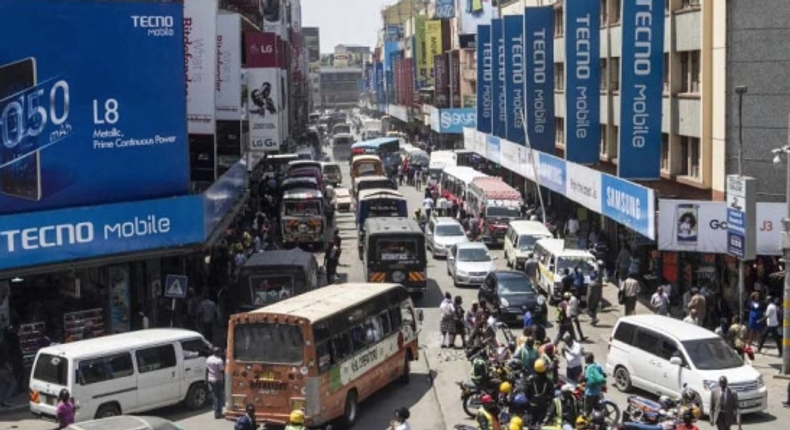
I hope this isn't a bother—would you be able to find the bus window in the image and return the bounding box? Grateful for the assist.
[376,239,420,264]
[377,311,392,337]
[401,302,416,332]
[389,305,403,330]
[331,332,353,362]
[233,323,304,364]
[250,275,294,306]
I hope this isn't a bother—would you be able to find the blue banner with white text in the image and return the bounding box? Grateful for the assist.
[524,6,555,153]
[476,25,492,134]
[491,19,506,139]
[564,0,600,164]
[504,15,525,145]
[618,0,665,180]
[376,62,385,107]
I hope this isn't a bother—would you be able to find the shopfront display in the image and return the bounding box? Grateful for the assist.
[64,308,104,343]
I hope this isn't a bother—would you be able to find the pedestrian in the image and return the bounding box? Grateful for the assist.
[390,407,411,430]
[553,293,576,344]
[324,239,341,284]
[746,292,765,346]
[197,291,217,343]
[422,195,434,220]
[621,273,640,316]
[436,195,448,217]
[728,315,747,358]
[206,347,225,419]
[234,404,259,430]
[758,296,782,356]
[562,334,583,382]
[450,296,466,348]
[439,292,455,348]
[524,253,539,285]
[684,308,701,326]
[567,291,586,341]
[587,268,602,326]
[572,265,585,298]
[465,302,478,336]
[616,246,631,282]
[688,288,707,327]
[56,388,75,429]
[583,353,606,415]
[709,376,739,430]
[650,286,670,316]
[414,168,423,191]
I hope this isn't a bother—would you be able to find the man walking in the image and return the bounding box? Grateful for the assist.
[622,274,640,316]
[206,347,225,419]
[758,296,783,356]
[650,286,670,316]
[587,268,602,326]
[709,376,739,430]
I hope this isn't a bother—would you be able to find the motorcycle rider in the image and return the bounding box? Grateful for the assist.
[508,416,523,430]
[544,384,580,430]
[285,409,305,430]
[476,394,500,430]
[513,333,539,379]
[539,343,559,382]
[525,359,554,425]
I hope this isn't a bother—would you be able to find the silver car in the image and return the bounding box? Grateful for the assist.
[426,217,469,258]
[447,242,497,286]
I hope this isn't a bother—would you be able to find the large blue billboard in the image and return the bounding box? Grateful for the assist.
[537,152,567,194]
[524,6,555,153]
[618,0,665,180]
[476,25,492,134]
[503,15,525,145]
[491,20,506,139]
[0,0,189,216]
[431,108,477,134]
[564,0,600,164]
[601,174,655,239]
[0,195,205,271]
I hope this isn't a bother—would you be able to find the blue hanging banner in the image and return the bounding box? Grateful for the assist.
[491,19,506,139]
[524,6,555,153]
[476,25,492,134]
[503,15,525,145]
[564,0,600,164]
[618,0,665,180]
[376,62,385,107]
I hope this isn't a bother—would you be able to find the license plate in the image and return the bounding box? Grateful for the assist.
[516,314,524,320]
[45,396,55,406]
[739,401,759,409]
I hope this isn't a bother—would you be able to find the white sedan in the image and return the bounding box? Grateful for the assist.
[447,242,497,287]
[332,188,353,212]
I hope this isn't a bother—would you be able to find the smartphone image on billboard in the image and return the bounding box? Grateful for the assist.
[0,57,43,201]
[676,203,698,246]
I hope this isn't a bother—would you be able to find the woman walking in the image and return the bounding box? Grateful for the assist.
[439,292,455,348]
[449,296,466,349]
[746,292,765,346]
[56,389,75,429]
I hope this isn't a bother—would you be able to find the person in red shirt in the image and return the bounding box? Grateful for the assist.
[675,409,700,430]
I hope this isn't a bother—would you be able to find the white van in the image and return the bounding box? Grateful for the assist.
[607,315,767,416]
[532,238,596,297]
[504,220,553,270]
[30,329,211,422]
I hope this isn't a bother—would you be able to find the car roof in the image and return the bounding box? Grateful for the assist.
[615,315,719,342]
[38,329,202,358]
[365,217,422,235]
[434,217,463,225]
[509,220,553,234]
[334,188,351,195]
[282,189,323,199]
[491,270,530,280]
[455,242,489,250]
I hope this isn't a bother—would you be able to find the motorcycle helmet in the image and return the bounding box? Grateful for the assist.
[591,410,605,425]
[564,292,572,300]
[289,410,305,424]
[509,416,523,430]
[512,393,528,408]
[481,394,495,405]
[533,358,547,374]
[394,407,410,420]
[542,343,556,355]
[499,381,512,394]
[658,395,673,410]
[560,383,575,395]
[575,415,589,430]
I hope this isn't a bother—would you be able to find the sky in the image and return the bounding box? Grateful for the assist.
[301,0,395,53]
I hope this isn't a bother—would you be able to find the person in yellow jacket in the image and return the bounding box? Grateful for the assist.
[476,394,500,430]
[508,416,523,430]
[285,409,306,430]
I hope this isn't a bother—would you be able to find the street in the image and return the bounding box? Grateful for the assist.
[2,146,787,430]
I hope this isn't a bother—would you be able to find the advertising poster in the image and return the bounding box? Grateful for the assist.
[450,50,461,107]
[263,0,285,39]
[0,0,189,216]
[618,0,665,180]
[108,265,130,334]
[414,15,428,88]
[385,25,403,42]
[435,0,456,20]
[564,0,600,164]
[524,6,555,153]
[246,32,280,68]
[490,20,507,139]
[425,20,443,87]
[476,25,492,134]
[376,62,386,108]
[461,0,498,35]
[247,68,281,152]
[216,13,242,121]
[434,54,449,108]
[185,0,218,135]
[503,15,525,145]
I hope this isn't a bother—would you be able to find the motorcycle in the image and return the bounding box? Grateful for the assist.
[622,384,702,424]
[556,377,621,427]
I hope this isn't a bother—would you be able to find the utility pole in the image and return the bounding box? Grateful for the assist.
[735,85,747,327]
[783,114,790,374]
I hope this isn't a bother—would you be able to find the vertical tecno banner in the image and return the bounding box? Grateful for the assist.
[564,0,600,164]
[425,20,442,87]
[414,15,428,88]
[491,19,506,139]
[449,50,461,107]
[216,13,242,121]
[524,6,555,153]
[476,25,492,133]
[618,0,665,180]
[247,68,281,152]
[185,0,218,135]
[503,15,524,145]
[434,54,449,108]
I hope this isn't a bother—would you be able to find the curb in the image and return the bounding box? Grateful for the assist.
[0,403,28,417]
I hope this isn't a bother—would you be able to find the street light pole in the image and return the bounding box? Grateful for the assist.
[772,115,790,374]
[735,85,748,325]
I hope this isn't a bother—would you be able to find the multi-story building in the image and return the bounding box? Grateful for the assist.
[319,45,370,108]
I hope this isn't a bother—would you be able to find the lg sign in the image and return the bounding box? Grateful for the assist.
[440,110,476,129]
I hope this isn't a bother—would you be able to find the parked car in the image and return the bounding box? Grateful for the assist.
[446,242,496,287]
[332,188,353,212]
[478,271,547,325]
[426,217,469,259]
[65,416,185,430]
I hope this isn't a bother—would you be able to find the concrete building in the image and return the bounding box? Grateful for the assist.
[318,45,370,108]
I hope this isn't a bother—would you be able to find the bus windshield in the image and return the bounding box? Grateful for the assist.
[233,323,304,364]
[333,124,351,134]
[486,206,520,218]
[375,238,421,264]
[284,200,322,216]
[250,275,295,306]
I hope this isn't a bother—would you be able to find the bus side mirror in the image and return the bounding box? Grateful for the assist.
[417,309,424,323]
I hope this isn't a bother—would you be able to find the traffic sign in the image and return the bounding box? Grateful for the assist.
[164,275,188,299]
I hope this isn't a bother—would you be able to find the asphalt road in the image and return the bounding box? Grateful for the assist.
[2,139,787,430]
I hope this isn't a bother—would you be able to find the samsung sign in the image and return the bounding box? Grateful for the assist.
[431,108,477,134]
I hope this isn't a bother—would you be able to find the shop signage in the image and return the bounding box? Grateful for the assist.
[464,128,487,156]
[618,0,665,180]
[476,25,492,134]
[659,199,783,256]
[523,6,555,153]
[726,175,757,260]
[0,0,189,216]
[566,163,601,213]
[460,0,497,35]
[459,34,476,50]
[486,135,501,164]
[414,15,428,88]
[500,138,520,173]
[432,108,477,134]
[537,153,567,194]
[0,196,206,272]
[434,0,456,20]
[164,274,188,299]
[425,20,442,87]
[601,175,656,240]
[491,20,507,139]
[388,104,409,122]
[564,0,600,164]
[434,54,449,108]
[518,145,537,182]
[246,68,282,152]
[203,159,247,237]
[216,13,243,121]
[504,15,525,144]
[185,0,218,134]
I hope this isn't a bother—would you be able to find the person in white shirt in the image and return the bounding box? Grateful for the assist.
[439,292,455,347]
[436,196,448,217]
[650,286,670,316]
[567,293,586,341]
[565,214,580,236]
[758,296,783,356]
[683,308,700,326]
[205,347,225,419]
[422,196,434,219]
[390,407,411,430]
[562,334,584,382]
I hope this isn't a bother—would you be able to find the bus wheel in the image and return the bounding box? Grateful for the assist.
[340,390,358,429]
[400,355,411,384]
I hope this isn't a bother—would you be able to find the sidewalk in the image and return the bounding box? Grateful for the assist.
[0,392,29,416]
